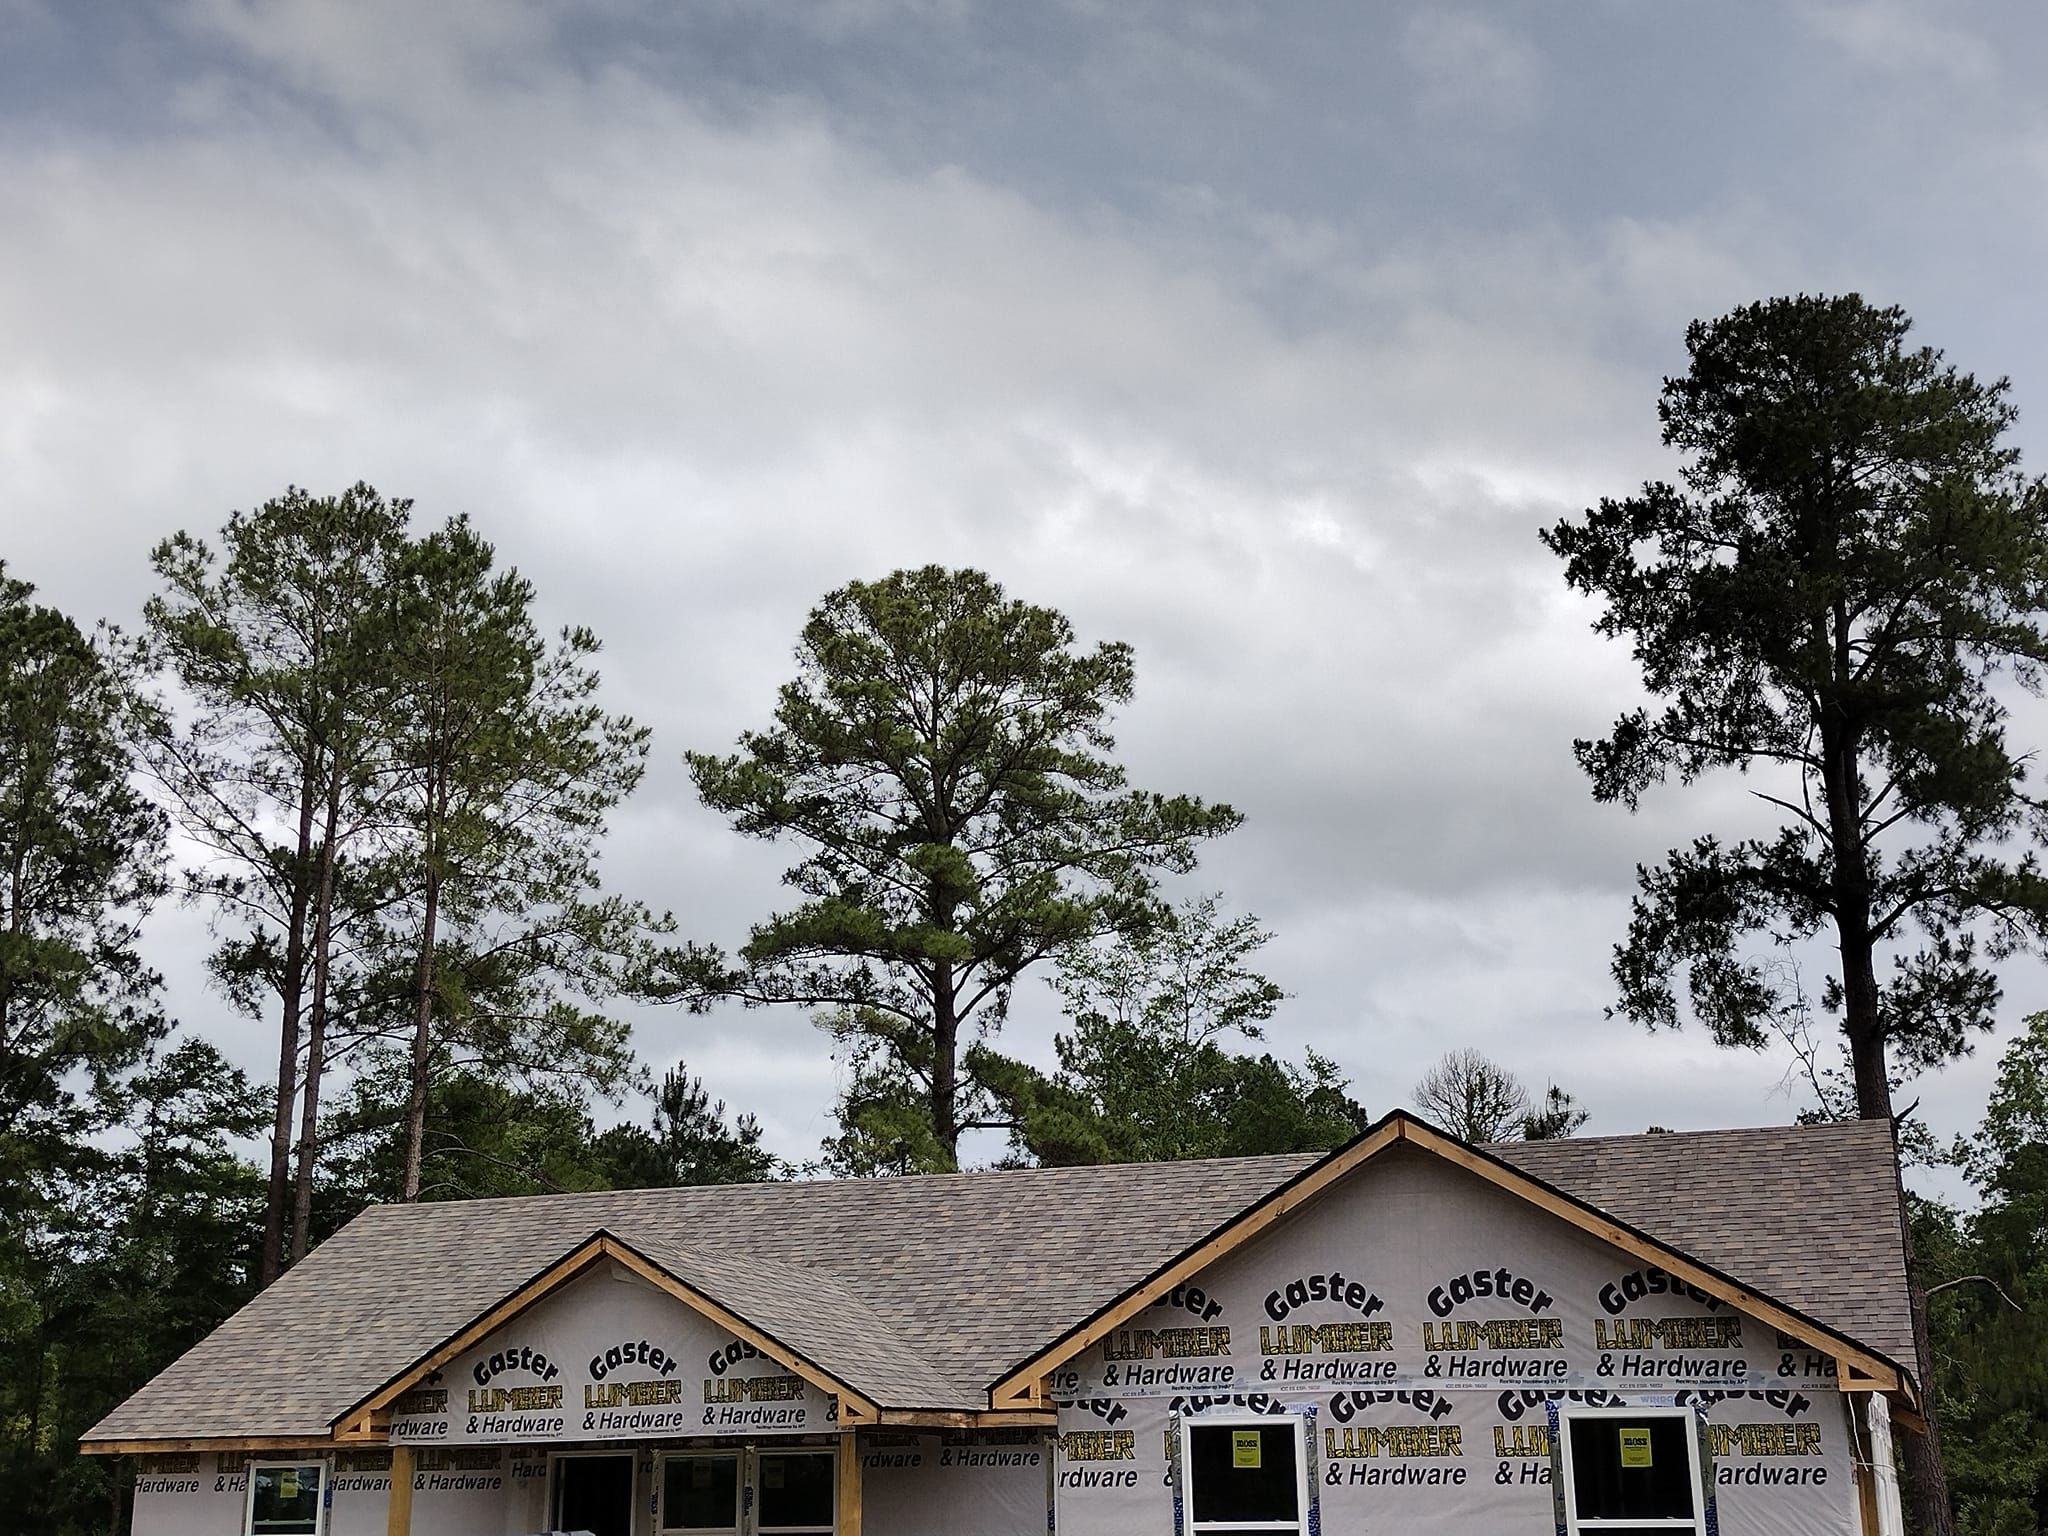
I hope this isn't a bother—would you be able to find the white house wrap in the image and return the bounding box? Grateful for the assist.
[90,1113,1915,1536]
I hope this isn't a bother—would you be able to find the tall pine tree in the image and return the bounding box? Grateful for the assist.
[674,566,1240,1169]
[136,485,408,1277]
[379,516,660,1200]
[1544,294,2048,1536]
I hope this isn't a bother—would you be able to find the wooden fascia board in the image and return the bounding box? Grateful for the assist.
[988,1119,1405,1404]
[81,1436,340,1457]
[1407,1124,1907,1392]
[335,1230,879,1431]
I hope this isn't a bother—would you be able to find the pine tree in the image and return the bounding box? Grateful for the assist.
[1544,295,2048,1535]
[675,566,1240,1168]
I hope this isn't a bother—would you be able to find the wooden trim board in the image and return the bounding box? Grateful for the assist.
[837,1431,863,1535]
[81,1436,339,1456]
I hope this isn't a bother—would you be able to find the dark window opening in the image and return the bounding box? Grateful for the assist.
[1561,1410,1707,1536]
[1187,1419,1304,1536]
[758,1449,835,1534]
[554,1453,636,1536]
[661,1453,741,1533]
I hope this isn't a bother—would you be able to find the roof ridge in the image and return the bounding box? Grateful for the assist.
[1489,1117,1891,1151]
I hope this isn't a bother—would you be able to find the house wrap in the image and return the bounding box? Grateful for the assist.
[88,1112,1917,1536]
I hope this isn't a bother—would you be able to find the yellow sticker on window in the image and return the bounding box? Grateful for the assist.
[1619,1428,1653,1468]
[1232,1430,1262,1469]
[279,1469,299,1498]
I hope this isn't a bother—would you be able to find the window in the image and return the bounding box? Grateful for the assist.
[1182,1415,1309,1536]
[245,1461,326,1536]
[757,1448,835,1535]
[660,1452,742,1534]
[1557,1407,1710,1536]
[551,1452,636,1536]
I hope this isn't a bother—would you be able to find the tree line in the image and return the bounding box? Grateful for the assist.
[4,292,2046,1534]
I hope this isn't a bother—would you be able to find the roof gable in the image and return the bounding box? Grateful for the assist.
[83,1115,1913,1451]
[991,1113,1910,1403]
[335,1230,892,1439]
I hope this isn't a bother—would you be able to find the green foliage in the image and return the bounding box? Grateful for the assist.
[676,566,1241,1164]
[319,1056,777,1223]
[1924,1016,2048,1536]
[320,1052,628,1215]
[1520,1083,1590,1140]
[815,1007,957,1176]
[1543,295,2048,1114]
[0,1038,265,1535]
[592,1066,781,1188]
[134,484,413,1274]
[376,515,663,1199]
[970,898,1366,1166]
[0,566,168,1203]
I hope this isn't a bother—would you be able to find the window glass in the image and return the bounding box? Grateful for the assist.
[661,1454,740,1532]
[1188,1421,1301,1534]
[757,1450,835,1532]
[248,1463,324,1536]
[1565,1413,1701,1535]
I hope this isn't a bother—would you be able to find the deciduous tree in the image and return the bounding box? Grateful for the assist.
[1411,1048,1529,1142]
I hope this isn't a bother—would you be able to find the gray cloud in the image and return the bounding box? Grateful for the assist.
[5,0,2046,1200]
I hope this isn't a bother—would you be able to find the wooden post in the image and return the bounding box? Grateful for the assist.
[387,1445,414,1536]
[837,1429,862,1535]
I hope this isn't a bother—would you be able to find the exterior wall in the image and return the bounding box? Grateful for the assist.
[132,1447,545,1535]
[860,1431,1050,1534]
[133,1436,1058,1535]
[389,1265,831,1447]
[1050,1142,1868,1535]
[1053,1388,1859,1536]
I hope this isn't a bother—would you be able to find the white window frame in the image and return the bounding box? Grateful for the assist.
[243,1458,330,1536]
[753,1445,837,1536]
[548,1447,641,1533]
[1178,1411,1311,1535]
[655,1448,744,1536]
[1557,1405,1711,1536]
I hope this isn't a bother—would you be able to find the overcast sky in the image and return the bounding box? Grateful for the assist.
[7,0,2047,1195]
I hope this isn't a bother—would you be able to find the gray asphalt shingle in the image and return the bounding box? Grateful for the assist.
[84,1116,1911,1444]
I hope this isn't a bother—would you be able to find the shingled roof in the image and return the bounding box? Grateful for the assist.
[84,1114,1911,1446]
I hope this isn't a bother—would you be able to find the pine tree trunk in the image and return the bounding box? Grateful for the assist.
[289,790,341,1262]
[402,867,440,1202]
[260,776,319,1287]
[931,961,959,1168]
[1824,712,1954,1536]
[1841,920,1954,1536]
